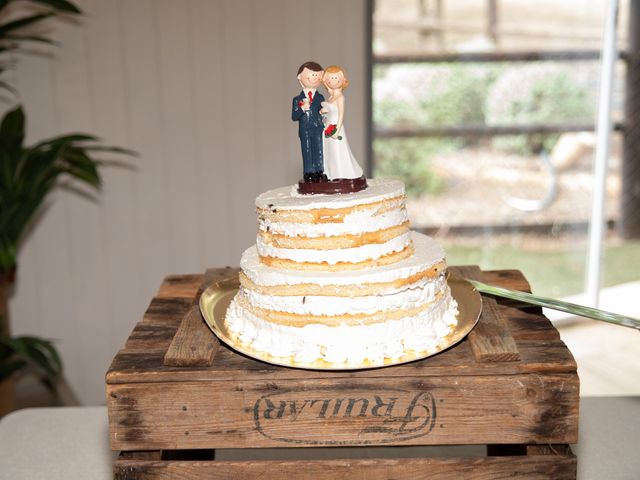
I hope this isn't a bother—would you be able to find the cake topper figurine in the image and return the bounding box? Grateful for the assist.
[321,65,365,182]
[292,61,327,184]
[292,61,367,194]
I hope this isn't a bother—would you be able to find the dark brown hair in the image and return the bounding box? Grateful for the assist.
[297,61,323,75]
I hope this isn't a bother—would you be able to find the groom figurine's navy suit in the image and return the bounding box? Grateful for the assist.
[292,89,325,180]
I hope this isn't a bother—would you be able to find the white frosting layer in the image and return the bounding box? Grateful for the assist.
[243,274,447,316]
[259,207,408,238]
[225,289,459,364]
[256,231,412,265]
[256,178,405,211]
[243,231,444,288]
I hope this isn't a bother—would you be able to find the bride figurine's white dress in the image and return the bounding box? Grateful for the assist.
[322,101,363,180]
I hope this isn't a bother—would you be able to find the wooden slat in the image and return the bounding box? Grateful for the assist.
[107,338,576,384]
[142,297,194,325]
[483,269,533,293]
[125,323,178,352]
[451,266,521,362]
[163,306,218,367]
[155,275,204,299]
[501,307,561,341]
[114,453,577,480]
[163,269,237,367]
[108,373,579,450]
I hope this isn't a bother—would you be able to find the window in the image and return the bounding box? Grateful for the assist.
[371,0,640,395]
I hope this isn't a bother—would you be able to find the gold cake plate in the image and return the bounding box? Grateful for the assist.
[199,277,482,370]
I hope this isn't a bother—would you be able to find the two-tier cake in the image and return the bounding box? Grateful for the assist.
[224,178,459,366]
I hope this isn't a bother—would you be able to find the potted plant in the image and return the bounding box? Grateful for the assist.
[0,0,131,413]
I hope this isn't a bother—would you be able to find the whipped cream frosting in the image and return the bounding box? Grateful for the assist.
[256,178,405,211]
[242,274,447,316]
[243,231,444,287]
[225,290,459,364]
[256,231,412,265]
[259,207,408,238]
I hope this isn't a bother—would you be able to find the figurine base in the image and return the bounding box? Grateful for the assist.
[297,176,368,195]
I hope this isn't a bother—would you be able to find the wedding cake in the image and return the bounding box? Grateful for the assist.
[224,178,459,366]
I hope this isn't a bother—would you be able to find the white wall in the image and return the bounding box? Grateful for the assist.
[6,0,368,404]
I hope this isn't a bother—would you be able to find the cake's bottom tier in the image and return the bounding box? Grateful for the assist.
[224,289,459,365]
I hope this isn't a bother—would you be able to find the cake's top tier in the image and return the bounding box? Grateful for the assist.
[256,178,404,211]
[254,178,412,271]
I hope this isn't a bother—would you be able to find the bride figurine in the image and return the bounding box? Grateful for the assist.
[321,66,364,180]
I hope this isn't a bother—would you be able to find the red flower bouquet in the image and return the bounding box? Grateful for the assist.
[324,124,342,140]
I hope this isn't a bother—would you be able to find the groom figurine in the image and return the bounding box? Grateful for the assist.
[292,61,327,183]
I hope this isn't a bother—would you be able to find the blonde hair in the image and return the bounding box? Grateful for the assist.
[323,65,349,90]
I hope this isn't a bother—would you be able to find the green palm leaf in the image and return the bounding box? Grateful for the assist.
[31,133,98,148]
[25,0,82,14]
[0,106,134,271]
[0,105,25,156]
[59,148,101,187]
[0,13,54,36]
[3,34,57,45]
[0,0,83,92]
[0,79,16,93]
[0,335,62,382]
[84,145,138,156]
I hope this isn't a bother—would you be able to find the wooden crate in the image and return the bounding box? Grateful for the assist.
[107,266,579,479]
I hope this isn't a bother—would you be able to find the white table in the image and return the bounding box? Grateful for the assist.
[0,398,638,479]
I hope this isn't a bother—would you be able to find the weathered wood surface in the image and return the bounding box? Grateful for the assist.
[109,338,575,383]
[113,451,577,480]
[162,306,218,367]
[107,267,579,453]
[163,269,223,367]
[108,373,578,450]
[454,265,521,363]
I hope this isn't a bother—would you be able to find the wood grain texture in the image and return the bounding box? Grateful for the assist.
[454,266,521,362]
[163,269,231,367]
[106,339,576,384]
[113,454,577,480]
[108,373,579,450]
[163,306,218,367]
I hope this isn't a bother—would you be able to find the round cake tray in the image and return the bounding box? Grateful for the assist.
[199,276,482,370]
